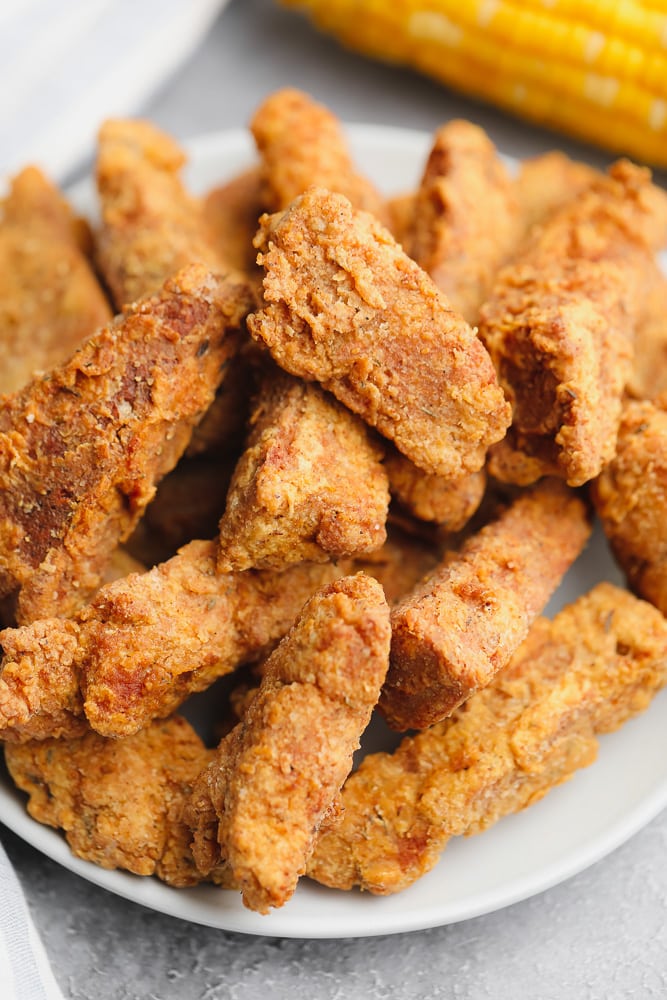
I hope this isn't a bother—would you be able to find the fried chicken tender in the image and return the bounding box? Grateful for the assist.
[0,167,111,395]
[308,583,667,895]
[217,369,389,571]
[250,88,386,220]
[515,151,601,234]
[0,265,252,624]
[381,478,591,730]
[249,187,510,479]
[627,265,667,402]
[203,167,264,281]
[186,574,391,913]
[591,394,667,616]
[480,161,667,487]
[384,446,486,529]
[0,618,86,743]
[0,540,347,743]
[406,120,521,325]
[95,119,230,308]
[5,716,215,886]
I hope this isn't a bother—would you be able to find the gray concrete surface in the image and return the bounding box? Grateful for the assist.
[4,1,667,996]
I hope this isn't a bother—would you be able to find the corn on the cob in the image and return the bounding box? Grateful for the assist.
[281,0,667,168]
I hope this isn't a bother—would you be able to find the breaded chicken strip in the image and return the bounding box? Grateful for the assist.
[250,88,386,220]
[626,265,667,402]
[308,583,667,895]
[0,167,111,395]
[480,161,667,487]
[0,265,252,624]
[592,394,667,616]
[0,540,347,742]
[95,119,229,309]
[5,716,214,887]
[249,187,510,479]
[203,167,264,281]
[217,369,389,571]
[186,574,391,913]
[384,446,486,529]
[407,120,521,325]
[351,525,440,606]
[515,151,600,235]
[0,618,86,743]
[381,479,591,730]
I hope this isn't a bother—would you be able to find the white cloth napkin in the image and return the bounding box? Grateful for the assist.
[1,0,229,181]
[0,839,64,1000]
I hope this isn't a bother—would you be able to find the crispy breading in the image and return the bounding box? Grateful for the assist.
[203,166,264,280]
[95,119,228,309]
[591,394,667,616]
[384,445,486,529]
[0,167,111,395]
[217,369,389,571]
[626,265,667,402]
[308,583,667,895]
[515,151,600,234]
[350,525,440,606]
[407,120,521,324]
[0,540,347,743]
[384,191,415,247]
[80,543,348,738]
[480,161,667,487]
[0,618,86,743]
[0,265,252,624]
[381,478,591,730]
[249,187,510,478]
[250,88,386,220]
[5,716,214,886]
[186,574,391,913]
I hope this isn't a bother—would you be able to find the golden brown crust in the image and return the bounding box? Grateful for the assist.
[0,541,347,744]
[0,619,86,743]
[591,395,667,615]
[515,151,601,235]
[480,161,667,487]
[80,541,349,738]
[0,265,252,623]
[0,167,111,395]
[350,525,440,607]
[250,88,386,220]
[186,574,391,912]
[381,479,592,730]
[5,715,213,885]
[95,119,229,308]
[203,166,265,280]
[626,265,667,402]
[249,187,510,478]
[384,446,486,529]
[308,583,667,895]
[407,120,521,324]
[217,369,389,571]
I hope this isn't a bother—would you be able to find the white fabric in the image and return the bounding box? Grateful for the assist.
[1,0,229,181]
[0,839,64,1000]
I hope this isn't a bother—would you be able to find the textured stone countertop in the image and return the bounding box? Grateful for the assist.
[3,2,667,997]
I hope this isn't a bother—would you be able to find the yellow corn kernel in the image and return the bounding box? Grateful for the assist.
[281,0,667,167]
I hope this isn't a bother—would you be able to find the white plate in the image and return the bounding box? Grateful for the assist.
[1,125,666,939]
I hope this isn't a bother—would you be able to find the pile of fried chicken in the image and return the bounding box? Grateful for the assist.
[2,89,667,915]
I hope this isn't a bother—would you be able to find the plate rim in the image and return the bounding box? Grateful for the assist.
[2,122,666,939]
